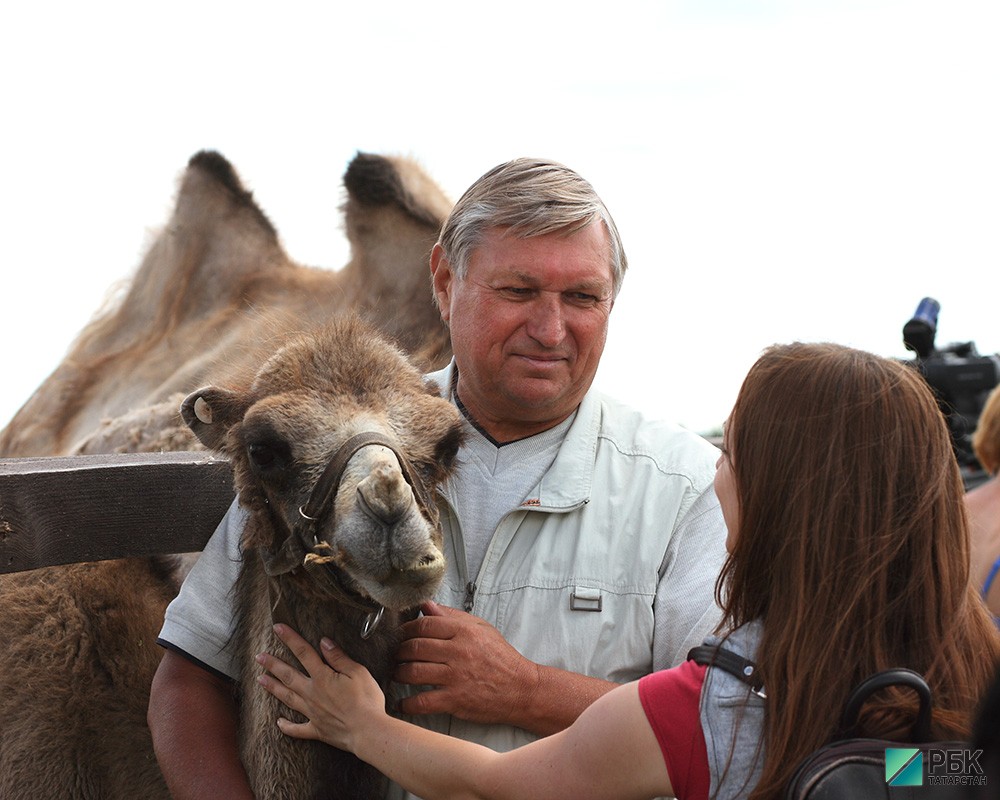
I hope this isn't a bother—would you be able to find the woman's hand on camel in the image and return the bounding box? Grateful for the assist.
[256,623,387,752]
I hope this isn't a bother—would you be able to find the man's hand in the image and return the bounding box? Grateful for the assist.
[393,601,542,726]
[393,601,616,736]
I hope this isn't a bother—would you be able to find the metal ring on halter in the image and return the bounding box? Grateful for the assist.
[298,505,319,522]
[361,605,386,639]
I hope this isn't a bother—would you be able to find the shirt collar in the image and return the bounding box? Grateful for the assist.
[427,359,598,510]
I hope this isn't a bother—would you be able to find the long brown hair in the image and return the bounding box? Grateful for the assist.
[716,343,1000,799]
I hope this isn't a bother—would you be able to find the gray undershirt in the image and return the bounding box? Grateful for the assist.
[447,406,576,581]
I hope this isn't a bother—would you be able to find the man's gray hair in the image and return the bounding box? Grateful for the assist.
[437,158,628,297]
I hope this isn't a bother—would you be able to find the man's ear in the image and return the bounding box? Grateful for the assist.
[429,243,454,324]
[180,386,249,451]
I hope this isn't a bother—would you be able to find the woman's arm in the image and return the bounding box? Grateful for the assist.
[256,624,673,800]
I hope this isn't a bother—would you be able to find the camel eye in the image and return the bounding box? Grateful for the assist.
[245,437,291,472]
[248,442,275,467]
[412,460,438,485]
[434,424,463,472]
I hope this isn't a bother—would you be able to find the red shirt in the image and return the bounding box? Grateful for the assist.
[638,660,710,800]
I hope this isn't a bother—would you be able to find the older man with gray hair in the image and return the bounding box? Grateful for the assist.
[148,157,727,799]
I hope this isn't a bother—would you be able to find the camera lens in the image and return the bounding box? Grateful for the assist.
[903,297,940,359]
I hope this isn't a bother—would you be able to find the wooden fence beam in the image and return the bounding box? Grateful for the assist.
[0,452,234,574]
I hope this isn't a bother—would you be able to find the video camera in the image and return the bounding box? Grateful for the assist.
[902,297,1000,488]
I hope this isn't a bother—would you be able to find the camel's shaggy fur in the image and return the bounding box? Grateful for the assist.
[183,316,463,799]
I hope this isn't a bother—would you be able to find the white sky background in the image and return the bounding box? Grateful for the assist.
[1,0,997,436]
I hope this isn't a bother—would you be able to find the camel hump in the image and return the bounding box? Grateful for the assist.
[339,154,452,356]
[342,152,452,250]
[89,149,289,344]
[344,152,450,231]
[185,150,278,239]
[0,151,453,458]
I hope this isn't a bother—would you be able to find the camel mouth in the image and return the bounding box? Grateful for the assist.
[387,554,445,585]
[349,557,445,611]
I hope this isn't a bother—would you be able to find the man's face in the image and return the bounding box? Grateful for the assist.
[432,223,615,442]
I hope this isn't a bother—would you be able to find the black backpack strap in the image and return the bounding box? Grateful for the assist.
[688,644,766,698]
[839,668,933,742]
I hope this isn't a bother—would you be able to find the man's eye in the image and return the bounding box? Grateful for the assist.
[566,292,600,306]
[500,287,533,297]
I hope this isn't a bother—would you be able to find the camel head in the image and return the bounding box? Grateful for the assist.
[180,316,463,612]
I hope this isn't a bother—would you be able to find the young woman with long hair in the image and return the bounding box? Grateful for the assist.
[257,343,1000,800]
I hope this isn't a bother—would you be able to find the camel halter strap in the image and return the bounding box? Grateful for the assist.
[260,430,436,639]
[299,431,436,536]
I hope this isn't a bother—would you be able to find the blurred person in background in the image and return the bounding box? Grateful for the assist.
[967,383,1000,619]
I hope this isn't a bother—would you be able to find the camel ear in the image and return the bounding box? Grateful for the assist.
[180,386,248,450]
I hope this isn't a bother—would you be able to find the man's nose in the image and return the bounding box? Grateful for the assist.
[525,293,566,346]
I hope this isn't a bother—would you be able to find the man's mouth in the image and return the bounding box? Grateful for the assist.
[515,353,568,369]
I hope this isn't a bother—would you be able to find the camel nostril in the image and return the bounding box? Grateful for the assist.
[356,481,414,526]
